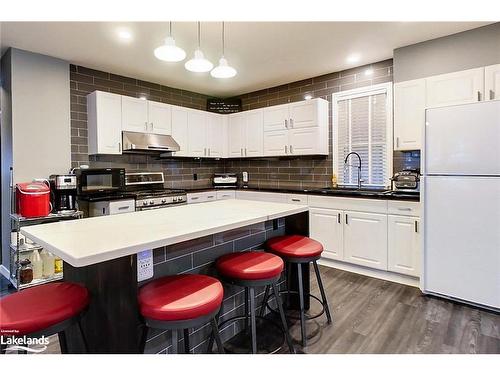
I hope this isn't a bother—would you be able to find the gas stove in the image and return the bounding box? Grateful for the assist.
[125,172,187,211]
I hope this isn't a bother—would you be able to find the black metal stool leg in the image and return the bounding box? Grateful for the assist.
[313,261,332,324]
[183,329,190,354]
[259,285,270,317]
[249,287,257,354]
[272,282,295,354]
[58,330,69,354]
[139,325,149,354]
[297,263,307,347]
[244,287,249,332]
[210,317,225,354]
[171,330,178,354]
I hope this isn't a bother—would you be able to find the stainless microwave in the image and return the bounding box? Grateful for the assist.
[76,168,125,196]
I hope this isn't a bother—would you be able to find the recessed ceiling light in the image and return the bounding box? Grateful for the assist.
[346,54,360,64]
[117,29,132,42]
[304,94,313,100]
[364,68,374,76]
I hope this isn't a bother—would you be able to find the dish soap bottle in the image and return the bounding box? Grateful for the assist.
[331,174,338,188]
[31,249,43,279]
[41,249,55,278]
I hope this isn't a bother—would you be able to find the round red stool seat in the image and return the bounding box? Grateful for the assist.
[266,235,323,259]
[0,282,90,336]
[216,251,284,280]
[138,274,223,321]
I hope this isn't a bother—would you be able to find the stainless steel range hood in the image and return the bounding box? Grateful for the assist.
[122,131,180,153]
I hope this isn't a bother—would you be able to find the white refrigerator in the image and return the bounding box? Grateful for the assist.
[422,100,500,310]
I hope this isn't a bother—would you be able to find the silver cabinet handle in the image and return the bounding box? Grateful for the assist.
[284,119,288,129]
[337,213,341,224]
[145,121,148,131]
[207,195,214,198]
[490,90,495,100]
[396,137,400,149]
[345,213,348,224]
[191,197,199,200]
[118,206,130,210]
[118,142,121,152]
[208,148,211,156]
[245,148,247,156]
[415,220,418,233]
[241,148,243,156]
[477,91,481,101]
[290,118,294,128]
[291,198,300,202]
[285,145,288,154]
[150,122,154,131]
[290,145,293,154]
[397,207,412,211]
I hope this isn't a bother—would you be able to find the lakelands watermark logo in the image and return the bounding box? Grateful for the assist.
[1,335,49,353]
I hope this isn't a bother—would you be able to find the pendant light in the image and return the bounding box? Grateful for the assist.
[211,22,237,79]
[185,22,213,73]
[154,22,186,62]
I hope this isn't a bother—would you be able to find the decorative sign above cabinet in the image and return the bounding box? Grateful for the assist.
[206,97,242,114]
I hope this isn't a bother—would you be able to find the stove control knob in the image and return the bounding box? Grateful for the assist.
[161,198,167,203]
[149,200,154,205]
[178,196,184,201]
[173,197,178,202]
[142,201,148,206]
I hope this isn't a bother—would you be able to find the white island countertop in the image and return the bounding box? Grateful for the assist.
[21,199,308,267]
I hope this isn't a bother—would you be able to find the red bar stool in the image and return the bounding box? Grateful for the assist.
[138,274,225,354]
[209,251,295,354]
[264,235,332,347]
[0,282,90,354]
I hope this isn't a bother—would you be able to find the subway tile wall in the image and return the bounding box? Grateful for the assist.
[142,219,286,354]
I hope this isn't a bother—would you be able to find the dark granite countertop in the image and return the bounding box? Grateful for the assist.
[183,186,420,202]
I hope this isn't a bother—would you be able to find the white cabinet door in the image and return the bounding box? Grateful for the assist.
[343,211,388,270]
[227,113,246,157]
[263,130,289,156]
[245,109,264,157]
[87,91,122,155]
[122,96,149,132]
[309,208,344,260]
[187,110,207,157]
[485,64,500,101]
[394,79,426,150]
[289,100,318,129]
[289,127,320,155]
[263,104,289,132]
[425,68,484,108]
[207,113,225,158]
[148,101,171,135]
[388,215,420,277]
[171,107,189,156]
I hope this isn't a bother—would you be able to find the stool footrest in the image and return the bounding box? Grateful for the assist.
[265,290,326,321]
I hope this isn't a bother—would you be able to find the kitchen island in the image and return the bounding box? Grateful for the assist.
[21,200,309,353]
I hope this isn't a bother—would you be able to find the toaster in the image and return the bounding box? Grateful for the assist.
[213,173,238,188]
[391,169,420,192]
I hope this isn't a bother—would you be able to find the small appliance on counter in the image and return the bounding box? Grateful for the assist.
[75,167,126,197]
[213,173,238,188]
[390,169,420,196]
[49,174,78,214]
[242,171,249,188]
[15,181,51,218]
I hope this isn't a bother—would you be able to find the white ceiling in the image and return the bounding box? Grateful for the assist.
[0,22,490,97]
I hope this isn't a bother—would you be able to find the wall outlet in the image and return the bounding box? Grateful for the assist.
[193,173,198,181]
[137,249,153,282]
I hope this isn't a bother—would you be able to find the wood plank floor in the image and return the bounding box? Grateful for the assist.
[2,266,499,354]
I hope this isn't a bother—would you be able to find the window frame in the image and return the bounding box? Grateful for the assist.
[332,82,393,188]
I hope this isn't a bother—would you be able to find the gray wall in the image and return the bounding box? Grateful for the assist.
[394,23,500,82]
[1,48,71,274]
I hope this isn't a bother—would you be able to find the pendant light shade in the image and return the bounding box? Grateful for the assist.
[211,22,237,79]
[185,22,213,73]
[154,22,186,62]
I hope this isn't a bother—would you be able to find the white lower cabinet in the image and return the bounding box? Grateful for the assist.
[216,190,236,200]
[309,208,343,260]
[343,211,388,270]
[388,216,420,277]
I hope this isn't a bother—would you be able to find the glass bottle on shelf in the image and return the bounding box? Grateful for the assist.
[19,259,33,284]
[54,256,63,274]
[40,249,55,278]
[31,249,43,279]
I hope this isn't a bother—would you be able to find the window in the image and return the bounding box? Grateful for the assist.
[332,83,393,187]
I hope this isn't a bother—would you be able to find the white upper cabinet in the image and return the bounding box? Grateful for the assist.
[171,106,189,157]
[425,67,484,108]
[288,100,319,129]
[485,64,500,101]
[148,101,172,135]
[289,127,322,155]
[394,79,426,151]
[343,211,388,271]
[227,113,246,157]
[245,109,264,157]
[264,130,289,156]
[263,103,289,131]
[388,215,420,277]
[87,91,122,155]
[187,110,207,157]
[122,96,149,132]
[206,113,226,158]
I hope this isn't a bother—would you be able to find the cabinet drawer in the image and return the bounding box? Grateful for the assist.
[216,190,236,200]
[286,194,308,205]
[235,191,287,203]
[387,201,420,217]
[187,193,208,204]
[205,191,217,201]
[308,195,387,214]
[109,199,135,215]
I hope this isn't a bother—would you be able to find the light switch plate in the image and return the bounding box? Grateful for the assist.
[137,249,153,282]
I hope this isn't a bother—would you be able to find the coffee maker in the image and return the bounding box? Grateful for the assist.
[49,175,78,213]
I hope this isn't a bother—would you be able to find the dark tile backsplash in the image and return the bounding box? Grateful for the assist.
[70,59,419,189]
